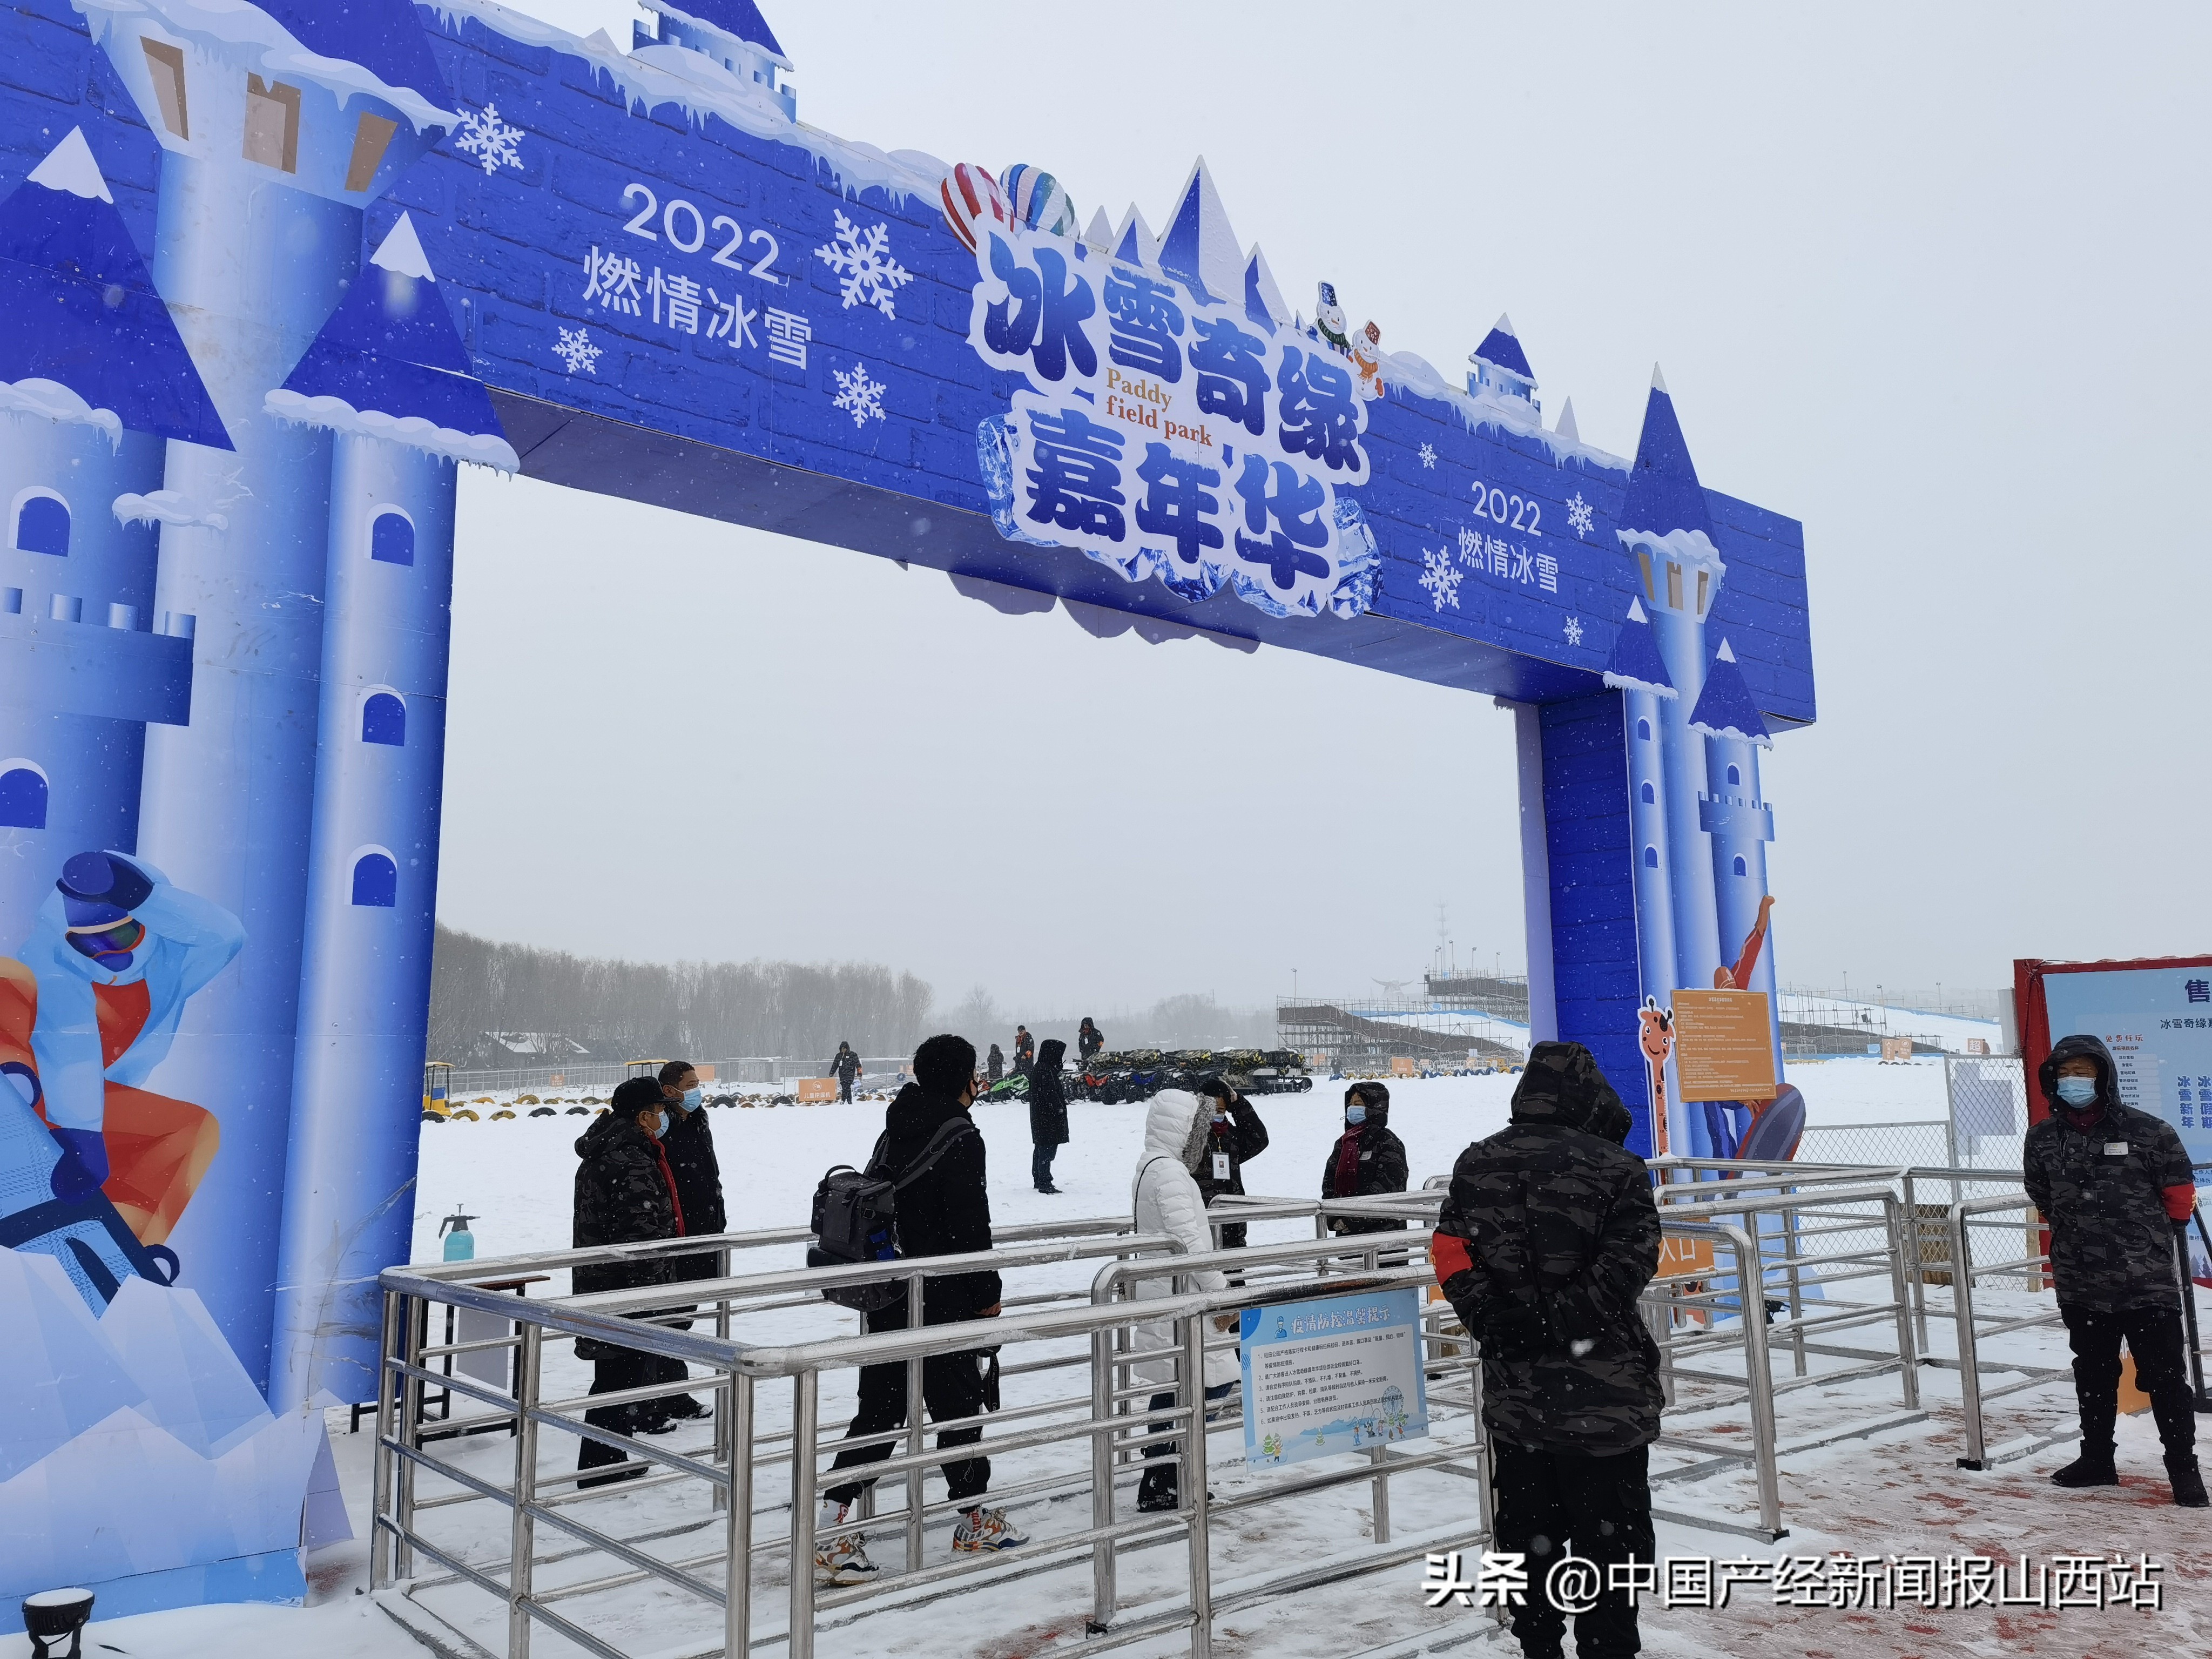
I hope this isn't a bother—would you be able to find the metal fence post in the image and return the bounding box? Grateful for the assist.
[1952,1203,1987,1468]
[1089,1314,1118,1634]
[370,1286,400,1590]
[1728,1227,1783,1539]
[1182,1309,1213,1659]
[905,1269,926,1572]
[396,1292,428,1581]
[788,1370,819,1659]
[713,1243,733,1514]
[1882,1194,1920,1407]
[508,1322,542,1658]
[725,1368,753,1659]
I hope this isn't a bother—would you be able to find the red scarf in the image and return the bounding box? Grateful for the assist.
[652,1139,687,1235]
[1332,1128,1363,1196]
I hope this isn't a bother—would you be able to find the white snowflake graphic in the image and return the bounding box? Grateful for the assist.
[831,359,887,428]
[1418,443,1437,469]
[1566,491,1595,537]
[454,103,524,176]
[553,326,601,375]
[815,211,913,319]
[1563,615,1584,646]
[1419,546,1462,611]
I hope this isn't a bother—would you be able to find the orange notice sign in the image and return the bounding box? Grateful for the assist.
[1670,990,1777,1102]
[794,1078,838,1103]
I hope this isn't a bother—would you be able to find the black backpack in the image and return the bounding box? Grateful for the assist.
[808,1118,976,1312]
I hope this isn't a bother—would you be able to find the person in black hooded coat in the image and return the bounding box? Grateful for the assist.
[570,1077,687,1485]
[1029,1037,1069,1193]
[1431,1041,1660,1659]
[2024,1032,2204,1506]
[1320,1080,1410,1236]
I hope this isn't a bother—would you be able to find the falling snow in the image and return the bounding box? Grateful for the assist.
[1566,491,1595,537]
[815,211,913,319]
[552,326,601,375]
[454,103,524,175]
[1564,615,1584,646]
[1419,546,1462,611]
[831,359,888,427]
[1418,443,1437,468]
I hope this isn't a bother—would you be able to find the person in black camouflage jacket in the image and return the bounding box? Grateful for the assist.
[1432,1042,1660,1659]
[2024,1033,2205,1506]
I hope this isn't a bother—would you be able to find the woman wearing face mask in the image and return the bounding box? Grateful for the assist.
[649,1060,725,1420]
[570,1077,690,1485]
[1321,1081,1411,1248]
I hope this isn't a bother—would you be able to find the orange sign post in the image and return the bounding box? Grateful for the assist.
[1670,989,1777,1102]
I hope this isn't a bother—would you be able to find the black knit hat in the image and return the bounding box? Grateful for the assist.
[611,1077,663,1118]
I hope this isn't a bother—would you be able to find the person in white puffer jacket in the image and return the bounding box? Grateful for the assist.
[1129,1089,1243,1512]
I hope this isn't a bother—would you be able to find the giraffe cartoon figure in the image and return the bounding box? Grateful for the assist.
[1637,996,1675,1157]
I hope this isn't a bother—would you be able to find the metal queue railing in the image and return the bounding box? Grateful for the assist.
[369,1167,2054,1657]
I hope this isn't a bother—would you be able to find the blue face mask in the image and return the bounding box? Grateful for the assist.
[2055,1075,2099,1108]
[683,1086,702,1110]
[651,1111,669,1138]
[1346,1104,1367,1125]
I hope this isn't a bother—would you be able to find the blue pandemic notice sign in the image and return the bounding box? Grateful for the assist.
[1240,1288,1430,1468]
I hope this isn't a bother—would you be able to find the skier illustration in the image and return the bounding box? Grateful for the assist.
[1,851,245,1250]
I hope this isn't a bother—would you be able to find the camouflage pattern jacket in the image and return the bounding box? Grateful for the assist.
[1432,1042,1663,1454]
[2024,1034,2195,1314]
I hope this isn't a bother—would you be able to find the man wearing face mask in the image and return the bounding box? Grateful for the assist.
[2024,1034,2205,1506]
[571,1077,690,1485]
[651,1060,726,1421]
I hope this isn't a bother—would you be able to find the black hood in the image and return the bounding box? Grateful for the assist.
[1510,1041,1632,1144]
[575,1107,650,1163]
[1037,1038,1067,1070]
[2039,1033,2121,1115]
[1344,1081,1390,1129]
[885,1080,970,1163]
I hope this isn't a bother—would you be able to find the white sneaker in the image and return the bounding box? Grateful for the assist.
[951,1506,1028,1554]
[814,1530,880,1586]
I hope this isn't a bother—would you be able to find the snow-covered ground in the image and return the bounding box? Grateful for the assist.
[33,1060,2212,1659]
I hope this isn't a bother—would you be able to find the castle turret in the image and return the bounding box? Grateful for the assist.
[78,0,455,1385]
[1603,593,1680,1147]
[0,127,226,941]
[1616,367,1725,1013]
[1467,314,1539,418]
[267,214,514,1409]
[635,1,796,120]
[1689,637,1781,1073]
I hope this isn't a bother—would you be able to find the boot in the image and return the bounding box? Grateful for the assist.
[2050,1444,2118,1488]
[2168,1455,2209,1508]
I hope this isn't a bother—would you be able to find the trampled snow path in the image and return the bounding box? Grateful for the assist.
[30,1061,2211,1658]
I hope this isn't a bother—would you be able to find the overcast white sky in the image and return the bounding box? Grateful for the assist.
[437,1,2212,1017]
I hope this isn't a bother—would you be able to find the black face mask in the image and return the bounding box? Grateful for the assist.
[68,918,145,970]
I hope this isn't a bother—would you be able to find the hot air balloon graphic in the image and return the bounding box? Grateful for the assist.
[941,163,1011,253]
[1000,163,1077,238]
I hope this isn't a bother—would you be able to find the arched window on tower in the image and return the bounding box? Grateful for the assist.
[0,759,49,829]
[370,508,415,565]
[12,490,69,557]
[1726,763,1742,787]
[1640,781,1656,805]
[1732,855,1748,877]
[361,691,406,746]
[1642,845,1659,869]
[1635,718,1651,741]
[350,848,397,907]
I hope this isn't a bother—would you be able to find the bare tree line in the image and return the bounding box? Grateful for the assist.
[428,923,936,1065]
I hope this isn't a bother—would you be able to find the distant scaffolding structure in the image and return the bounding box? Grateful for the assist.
[1279,976,1530,1068]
